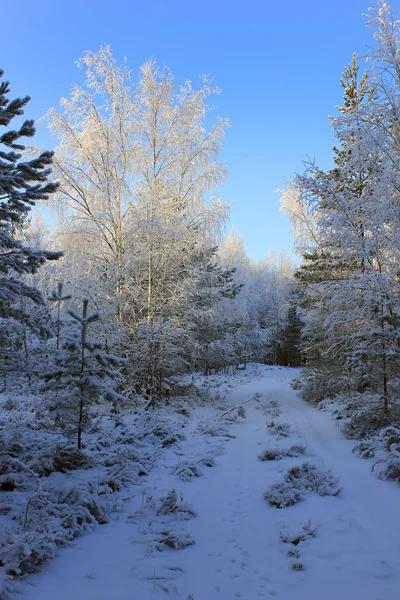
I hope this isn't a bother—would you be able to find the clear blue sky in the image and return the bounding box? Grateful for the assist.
[1,0,383,259]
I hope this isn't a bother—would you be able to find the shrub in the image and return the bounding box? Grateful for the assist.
[155,531,195,551]
[264,482,301,508]
[171,461,203,482]
[280,520,318,545]
[264,462,341,508]
[354,426,400,482]
[258,444,306,461]
[266,421,291,437]
[157,489,197,519]
[291,562,305,571]
[342,406,390,440]
[53,445,90,473]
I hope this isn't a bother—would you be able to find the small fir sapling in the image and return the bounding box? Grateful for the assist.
[43,298,126,448]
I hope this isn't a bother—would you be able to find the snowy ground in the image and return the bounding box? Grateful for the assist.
[15,366,400,600]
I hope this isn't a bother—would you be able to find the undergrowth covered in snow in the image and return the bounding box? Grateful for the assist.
[258,444,306,462]
[353,426,400,482]
[293,374,400,485]
[264,463,342,508]
[0,363,262,597]
[0,390,174,592]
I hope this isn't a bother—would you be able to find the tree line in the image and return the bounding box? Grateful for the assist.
[0,47,297,445]
[281,1,400,428]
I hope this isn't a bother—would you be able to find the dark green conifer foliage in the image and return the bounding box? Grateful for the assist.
[44,298,126,448]
[0,69,62,329]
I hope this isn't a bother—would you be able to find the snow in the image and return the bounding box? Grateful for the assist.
[14,366,400,600]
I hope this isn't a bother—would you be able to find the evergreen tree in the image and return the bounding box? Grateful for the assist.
[279,303,302,368]
[0,69,61,330]
[292,47,400,413]
[43,298,126,448]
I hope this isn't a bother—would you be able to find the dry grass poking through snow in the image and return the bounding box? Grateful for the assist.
[264,462,342,508]
[258,444,307,461]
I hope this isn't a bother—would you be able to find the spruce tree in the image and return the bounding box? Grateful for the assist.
[0,69,61,330]
[44,298,126,448]
[294,53,400,413]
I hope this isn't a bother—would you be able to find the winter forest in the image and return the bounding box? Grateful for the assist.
[1,1,400,599]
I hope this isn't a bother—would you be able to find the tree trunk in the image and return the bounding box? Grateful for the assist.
[78,299,88,449]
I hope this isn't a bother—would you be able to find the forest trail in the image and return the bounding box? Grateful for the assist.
[18,367,400,600]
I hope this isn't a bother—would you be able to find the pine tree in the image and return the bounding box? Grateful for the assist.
[293,47,400,413]
[0,69,62,330]
[44,298,126,448]
[183,246,243,374]
[279,302,302,368]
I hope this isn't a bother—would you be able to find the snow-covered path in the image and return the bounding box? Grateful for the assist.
[18,367,400,600]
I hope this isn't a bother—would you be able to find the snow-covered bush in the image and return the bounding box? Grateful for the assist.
[0,392,166,588]
[280,520,318,545]
[133,411,189,449]
[291,562,305,571]
[156,489,197,519]
[171,461,203,482]
[195,421,236,438]
[51,445,90,473]
[264,482,301,508]
[296,365,346,405]
[341,404,391,440]
[128,487,197,560]
[258,444,306,461]
[266,421,291,437]
[154,530,195,551]
[260,399,282,418]
[317,392,398,442]
[285,463,341,496]
[197,455,215,468]
[0,481,114,578]
[264,462,341,508]
[353,426,400,482]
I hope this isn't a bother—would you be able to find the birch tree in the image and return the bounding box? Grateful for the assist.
[46,46,230,390]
